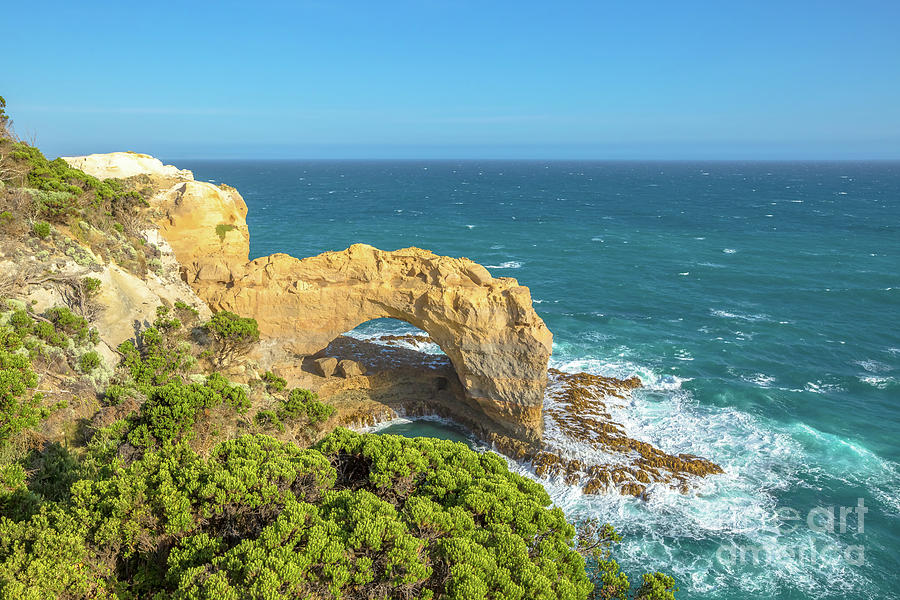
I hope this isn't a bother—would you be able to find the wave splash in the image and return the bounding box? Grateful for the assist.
[505,354,894,599]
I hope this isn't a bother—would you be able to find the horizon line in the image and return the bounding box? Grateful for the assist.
[157,156,900,162]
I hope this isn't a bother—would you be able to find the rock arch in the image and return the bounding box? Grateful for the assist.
[196,245,553,443]
[59,153,553,444]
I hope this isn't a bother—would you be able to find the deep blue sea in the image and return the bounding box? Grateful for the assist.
[175,159,900,600]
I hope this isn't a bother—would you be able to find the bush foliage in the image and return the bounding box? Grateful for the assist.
[203,311,259,367]
[0,332,42,450]
[0,429,599,599]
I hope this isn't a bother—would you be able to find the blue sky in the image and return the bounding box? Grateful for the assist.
[3,0,899,159]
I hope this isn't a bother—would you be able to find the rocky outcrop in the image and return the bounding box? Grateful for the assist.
[196,245,552,443]
[151,180,251,274]
[61,152,194,180]
[62,154,554,445]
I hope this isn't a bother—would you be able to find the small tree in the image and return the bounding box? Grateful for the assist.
[0,96,12,140]
[578,519,630,600]
[203,311,259,368]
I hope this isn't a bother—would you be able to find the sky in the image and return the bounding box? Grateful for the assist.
[2,0,900,159]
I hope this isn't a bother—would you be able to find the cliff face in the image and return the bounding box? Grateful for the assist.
[61,152,193,180]
[63,153,553,444]
[200,245,552,443]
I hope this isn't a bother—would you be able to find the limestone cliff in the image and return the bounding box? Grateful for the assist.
[61,152,193,180]
[62,152,553,444]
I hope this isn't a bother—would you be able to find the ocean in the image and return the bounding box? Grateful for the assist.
[174,159,900,600]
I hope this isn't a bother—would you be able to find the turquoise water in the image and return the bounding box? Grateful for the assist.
[177,160,900,599]
[376,419,476,447]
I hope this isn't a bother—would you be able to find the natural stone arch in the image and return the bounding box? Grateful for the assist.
[58,153,553,444]
[195,245,553,443]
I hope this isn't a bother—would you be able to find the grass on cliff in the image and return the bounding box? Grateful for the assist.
[0,138,161,277]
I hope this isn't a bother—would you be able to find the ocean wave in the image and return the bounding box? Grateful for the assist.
[709,309,772,322]
[723,248,738,254]
[744,372,777,387]
[528,356,893,598]
[485,261,522,269]
[860,376,894,389]
[803,380,845,394]
[343,320,444,355]
[854,359,892,374]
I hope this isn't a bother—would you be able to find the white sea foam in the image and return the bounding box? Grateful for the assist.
[344,320,444,355]
[519,357,887,598]
[860,376,893,389]
[803,381,844,394]
[741,372,777,387]
[485,261,522,269]
[709,309,772,322]
[723,248,737,254]
[854,359,892,374]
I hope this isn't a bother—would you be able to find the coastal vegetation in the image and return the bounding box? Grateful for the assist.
[0,101,677,599]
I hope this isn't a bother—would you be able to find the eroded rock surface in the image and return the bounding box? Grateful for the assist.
[61,152,194,180]
[196,245,552,443]
[494,368,723,497]
[64,154,554,444]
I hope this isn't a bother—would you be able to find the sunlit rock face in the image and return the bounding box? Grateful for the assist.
[195,244,553,443]
[61,152,194,180]
[63,153,553,445]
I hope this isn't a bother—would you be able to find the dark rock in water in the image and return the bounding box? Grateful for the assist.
[339,359,364,377]
[491,369,723,499]
[313,356,338,377]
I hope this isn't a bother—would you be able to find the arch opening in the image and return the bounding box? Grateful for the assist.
[306,318,476,435]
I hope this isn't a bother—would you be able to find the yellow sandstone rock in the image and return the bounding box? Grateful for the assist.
[63,153,554,445]
[60,152,193,180]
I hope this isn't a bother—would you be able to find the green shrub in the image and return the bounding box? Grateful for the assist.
[103,383,135,406]
[579,519,630,600]
[279,388,315,420]
[31,221,50,239]
[261,370,286,393]
[254,409,284,432]
[78,350,101,373]
[118,322,193,390]
[0,430,598,599]
[305,399,335,424]
[152,305,181,332]
[32,320,69,348]
[214,223,236,241]
[44,306,97,345]
[0,327,22,352]
[273,388,334,427]
[203,311,259,367]
[126,375,249,447]
[173,300,199,326]
[8,310,32,332]
[81,277,102,298]
[0,346,43,450]
[30,190,79,221]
